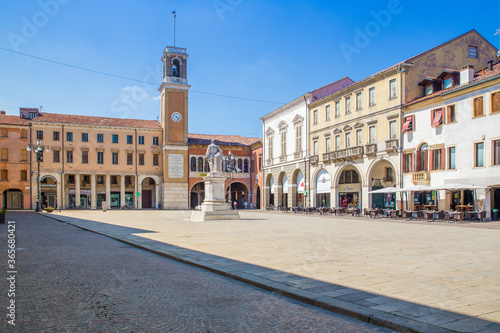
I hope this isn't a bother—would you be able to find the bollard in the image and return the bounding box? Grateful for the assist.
[102,201,107,212]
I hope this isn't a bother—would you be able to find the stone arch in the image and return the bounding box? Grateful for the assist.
[365,157,399,209]
[291,168,306,208]
[314,168,332,207]
[277,171,289,207]
[264,173,275,207]
[366,157,399,188]
[226,181,249,209]
[190,181,205,209]
[2,188,24,209]
[333,163,363,209]
[138,175,161,209]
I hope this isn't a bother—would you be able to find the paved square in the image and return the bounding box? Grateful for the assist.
[49,210,500,332]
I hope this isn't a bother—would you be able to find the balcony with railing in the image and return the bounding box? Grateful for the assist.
[412,171,430,185]
[385,139,399,152]
[330,146,364,162]
[310,155,319,164]
[165,46,187,54]
[163,77,188,85]
[365,143,377,156]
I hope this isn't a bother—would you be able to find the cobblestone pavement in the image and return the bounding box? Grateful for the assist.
[36,209,500,333]
[0,212,393,333]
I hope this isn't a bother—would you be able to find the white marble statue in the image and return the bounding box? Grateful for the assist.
[205,140,224,173]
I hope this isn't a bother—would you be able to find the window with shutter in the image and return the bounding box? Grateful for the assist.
[473,97,484,117]
[492,92,500,114]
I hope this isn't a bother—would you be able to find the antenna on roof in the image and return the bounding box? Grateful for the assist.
[172,10,177,47]
[39,105,43,112]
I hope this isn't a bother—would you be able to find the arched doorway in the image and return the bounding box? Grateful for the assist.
[141,177,156,208]
[40,175,57,209]
[190,182,205,209]
[280,173,288,207]
[316,170,331,207]
[369,159,397,209]
[337,167,361,208]
[294,170,305,207]
[268,175,275,207]
[2,189,23,209]
[226,182,248,209]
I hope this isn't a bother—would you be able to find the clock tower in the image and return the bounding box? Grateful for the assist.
[159,46,190,209]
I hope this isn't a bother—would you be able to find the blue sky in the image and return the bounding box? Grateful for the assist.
[0,0,498,138]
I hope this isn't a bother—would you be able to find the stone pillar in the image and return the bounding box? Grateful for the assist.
[57,173,62,210]
[138,181,143,209]
[105,174,111,209]
[75,174,80,208]
[120,175,125,208]
[155,183,160,209]
[361,184,370,210]
[91,174,96,209]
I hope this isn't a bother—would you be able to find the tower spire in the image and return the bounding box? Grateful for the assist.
[172,10,177,47]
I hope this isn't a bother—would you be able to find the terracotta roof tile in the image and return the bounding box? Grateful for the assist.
[30,113,161,129]
[188,133,261,147]
[0,114,30,126]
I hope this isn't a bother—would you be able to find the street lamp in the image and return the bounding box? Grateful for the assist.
[224,146,237,209]
[27,139,50,212]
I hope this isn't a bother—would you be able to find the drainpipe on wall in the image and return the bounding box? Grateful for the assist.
[304,95,310,207]
[399,66,406,210]
[61,125,65,209]
[29,123,32,210]
[135,129,138,209]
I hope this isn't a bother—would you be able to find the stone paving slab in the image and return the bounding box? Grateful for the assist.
[42,210,500,332]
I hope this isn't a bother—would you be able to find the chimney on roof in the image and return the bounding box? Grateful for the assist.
[0,111,5,115]
[487,60,494,71]
[460,65,474,85]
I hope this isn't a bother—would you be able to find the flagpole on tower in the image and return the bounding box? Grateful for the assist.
[172,10,177,47]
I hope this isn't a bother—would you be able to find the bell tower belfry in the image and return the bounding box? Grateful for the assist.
[159,46,190,209]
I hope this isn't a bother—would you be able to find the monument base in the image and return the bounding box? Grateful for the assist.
[190,172,240,221]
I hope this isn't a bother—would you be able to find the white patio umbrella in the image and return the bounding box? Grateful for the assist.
[368,187,403,194]
[428,183,487,191]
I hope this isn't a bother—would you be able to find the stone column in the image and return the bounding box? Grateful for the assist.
[361,184,370,210]
[120,175,126,208]
[57,173,62,210]
[75,174,80,208]
[155,183,160,209]
[105,174,111,209]
[138,181,143,209]
[91,174,96,209]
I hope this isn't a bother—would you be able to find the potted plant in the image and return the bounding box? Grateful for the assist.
[0,208,6,224]
[44,207,54,213]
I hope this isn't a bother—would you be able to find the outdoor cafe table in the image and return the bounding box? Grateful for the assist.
[423,205,437,210]
[456,205,473,211]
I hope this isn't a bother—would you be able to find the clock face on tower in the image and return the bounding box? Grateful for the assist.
[171,112,182,122]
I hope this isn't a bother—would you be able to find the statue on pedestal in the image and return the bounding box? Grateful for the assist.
[205,140,223,173]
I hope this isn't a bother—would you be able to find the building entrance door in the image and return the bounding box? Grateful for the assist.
[142,190,152,208]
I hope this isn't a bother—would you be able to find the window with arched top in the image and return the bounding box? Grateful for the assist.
[190,157,196,171]
[172,59,180,77]
[198,157,204,172]
[205,159,210,172]
[243,159,249,173]
[238,158,243,172]
[417,143,429,171]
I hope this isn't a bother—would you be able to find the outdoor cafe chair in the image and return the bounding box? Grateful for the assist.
[363,208,371,218]
[454,212,465,223]
[477,210,487,222]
